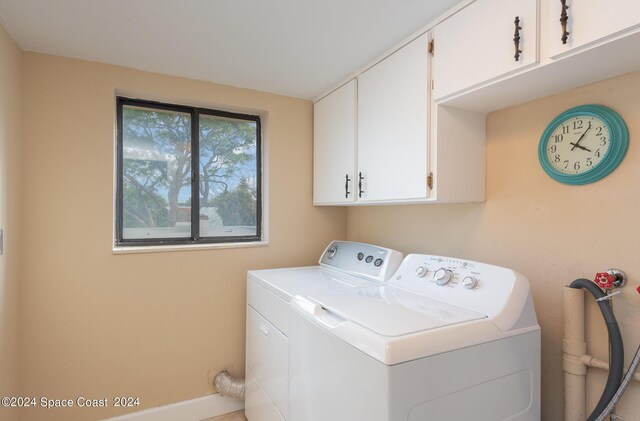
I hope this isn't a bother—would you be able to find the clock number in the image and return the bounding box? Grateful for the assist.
[595,149,601,158]
[554,154,561,163]
[574,161,581,170]
[600,137,607,146]
[573,120,584,130]
[562,125,569,134]
[587,158,593,167]
[563,160,569,169]
[596,126,603,136]
[554,134,564,143]
[550,145,557,153]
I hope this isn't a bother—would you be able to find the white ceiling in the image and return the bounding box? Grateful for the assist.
[0,0,459,99]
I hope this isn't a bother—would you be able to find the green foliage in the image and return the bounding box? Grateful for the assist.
[122,182,170,228]
[199,115,257,204]
[121,106,258,230]
[211,178,257,226]
[122,107,192,227]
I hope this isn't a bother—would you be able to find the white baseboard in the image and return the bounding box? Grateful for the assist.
[102,394,244,421]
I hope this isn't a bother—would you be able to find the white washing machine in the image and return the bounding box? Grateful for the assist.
[245,241,404,421]
[288,253,541,421]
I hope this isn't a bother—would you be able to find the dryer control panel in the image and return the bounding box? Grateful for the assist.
[388,254,537,331]
[319,241,403,283]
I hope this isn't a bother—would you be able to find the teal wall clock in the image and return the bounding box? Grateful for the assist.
[538,104,629,185]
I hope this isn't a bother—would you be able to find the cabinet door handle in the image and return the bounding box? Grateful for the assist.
[345,174,351,199]
[513,16,522,61]
[560,0,570,44]
[358,172,365,198]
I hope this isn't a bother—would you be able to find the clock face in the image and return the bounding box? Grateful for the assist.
[538,105,629,185]
[545,115,610,175]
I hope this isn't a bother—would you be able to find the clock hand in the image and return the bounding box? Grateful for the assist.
[569,142,592,152]
[571,122,592,151]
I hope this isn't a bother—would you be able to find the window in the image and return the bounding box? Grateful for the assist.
[115,97,262,247]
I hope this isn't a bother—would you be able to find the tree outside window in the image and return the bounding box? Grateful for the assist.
[116,98,261,246]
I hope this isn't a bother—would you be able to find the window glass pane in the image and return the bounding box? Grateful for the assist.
[122,106,192,239]
[199,115,258,238]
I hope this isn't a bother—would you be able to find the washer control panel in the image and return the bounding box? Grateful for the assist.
[388,254,528,319]
[319,241,403,283]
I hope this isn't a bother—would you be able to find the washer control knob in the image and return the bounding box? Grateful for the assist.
[327,245,338,259]
[357,252,364,261]
[415,266,428,278]
[374,258,384,267]
[434,268,453,286]
[462,276,478,290]
[365,255,374,263]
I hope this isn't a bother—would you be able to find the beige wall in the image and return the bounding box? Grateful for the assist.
[0,23,21,421]
[11,32,640,421]
[19,52,347,420]
[348,71,640,420]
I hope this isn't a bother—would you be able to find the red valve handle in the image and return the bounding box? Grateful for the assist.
[594,272,616,289]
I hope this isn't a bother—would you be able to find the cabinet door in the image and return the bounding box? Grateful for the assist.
[357,33,429,202]
[433,0,539,100]
[546,0,640,58]
[313,80,357,204]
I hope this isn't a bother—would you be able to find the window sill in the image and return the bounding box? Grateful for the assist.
[112,240,269,255]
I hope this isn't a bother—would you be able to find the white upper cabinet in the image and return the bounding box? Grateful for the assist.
[433,0,539,101]
[357,33,430,202]
[313,0,640,207]
[430,0,640,112]
[545,0,640,58]
[313,30,486,206]
[313,80,357,205]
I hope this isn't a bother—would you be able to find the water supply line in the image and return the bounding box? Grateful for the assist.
[595,342,640,421]
[567,278,624,421]
[564,270,640,421]
[213,370,245,399]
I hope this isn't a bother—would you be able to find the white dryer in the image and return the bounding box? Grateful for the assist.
[288,254,541,421]
[245,241,403,421]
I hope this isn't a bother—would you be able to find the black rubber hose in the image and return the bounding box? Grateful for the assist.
[570,279,624,421]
